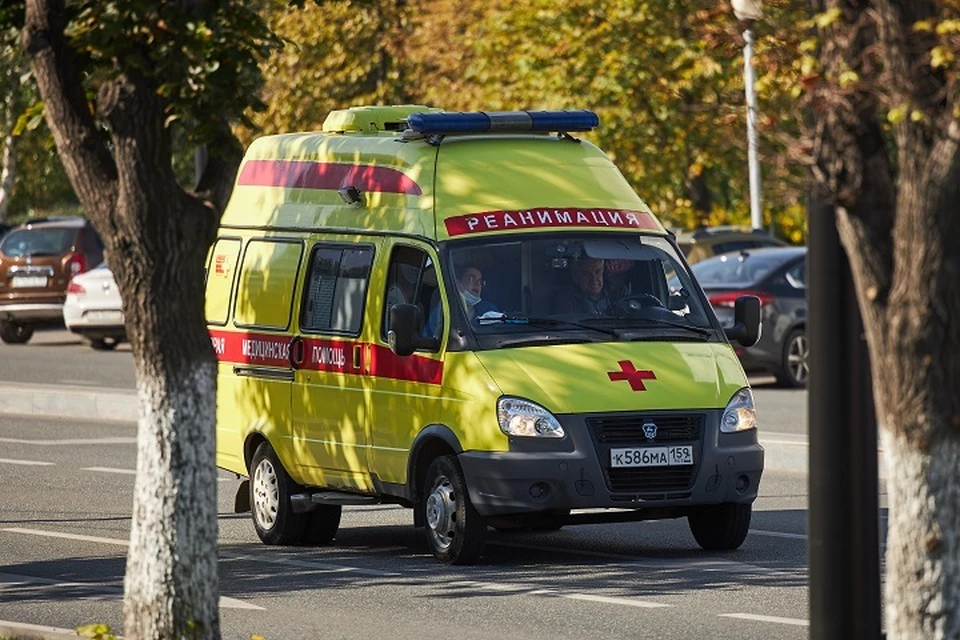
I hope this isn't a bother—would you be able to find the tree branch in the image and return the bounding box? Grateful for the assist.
[21,0,116,207]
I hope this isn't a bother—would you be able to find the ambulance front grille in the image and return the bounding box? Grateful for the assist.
[605,466,696,494]
[587,414,704,444]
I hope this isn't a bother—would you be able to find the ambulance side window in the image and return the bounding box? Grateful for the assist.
[300,245,373,336]
[382,245,436,339]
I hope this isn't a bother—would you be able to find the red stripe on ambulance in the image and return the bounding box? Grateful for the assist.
[444,208,659,236]
[367,344,443,385]
[208,330,443,385]
[237,160,422,195]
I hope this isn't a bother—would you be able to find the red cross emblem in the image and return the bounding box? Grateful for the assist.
[607,360,657,391]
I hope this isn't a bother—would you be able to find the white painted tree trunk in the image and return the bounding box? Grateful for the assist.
[882,427,960,638]
[123,362,221,639]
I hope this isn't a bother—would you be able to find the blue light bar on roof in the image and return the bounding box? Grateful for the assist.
[407,110,599,135]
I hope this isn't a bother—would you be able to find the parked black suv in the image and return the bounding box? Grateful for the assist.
[0,217,104,344]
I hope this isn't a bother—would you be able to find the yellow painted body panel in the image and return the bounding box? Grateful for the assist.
[474,343,747,414]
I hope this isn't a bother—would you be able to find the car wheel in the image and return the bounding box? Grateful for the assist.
[302,505,342,545]
[90,338,119,351]
[688,503,752,551]
[250,441,308,545]
[0,321,33,345]
[421,455,486,564]
[777,329,808,388]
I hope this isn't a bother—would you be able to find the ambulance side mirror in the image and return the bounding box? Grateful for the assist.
[724,295,762,348]
[388,304,440,356]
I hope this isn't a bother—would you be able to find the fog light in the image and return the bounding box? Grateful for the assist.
[529,482,551,500]
[735,475,750,494]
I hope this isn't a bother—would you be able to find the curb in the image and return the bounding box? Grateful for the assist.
[0,383,838,476]
[0,620,84,639]
[0,382,137,423]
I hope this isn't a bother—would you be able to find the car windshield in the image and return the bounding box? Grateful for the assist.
[691,251,787,286]
[0,228,76,258]
[439,233,717,349]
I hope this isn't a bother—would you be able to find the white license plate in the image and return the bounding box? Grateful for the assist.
[12,276,48,288]
[85,310,123,322]
[610,445,694,468]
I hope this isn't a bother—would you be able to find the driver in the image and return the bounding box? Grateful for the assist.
[553,257,612,316]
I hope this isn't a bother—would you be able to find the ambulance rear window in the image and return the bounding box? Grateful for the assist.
[234,239,304,330]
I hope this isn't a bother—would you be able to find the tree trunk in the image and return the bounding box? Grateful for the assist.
[0,130,14,221]
[23,2,224,638]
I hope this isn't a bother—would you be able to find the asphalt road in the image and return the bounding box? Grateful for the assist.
[0,411,854,640]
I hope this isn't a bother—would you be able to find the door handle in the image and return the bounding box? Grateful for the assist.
[289,335,305,369]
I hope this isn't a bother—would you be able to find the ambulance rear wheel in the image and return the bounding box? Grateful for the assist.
[421,455,486,565]
[688,503,752,551]
[250,442,307,545]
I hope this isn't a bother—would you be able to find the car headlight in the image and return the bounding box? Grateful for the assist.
[497,397,565,438]
[720,387,758,433]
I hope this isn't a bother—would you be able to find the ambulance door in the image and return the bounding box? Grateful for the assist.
[290,239,377,491]
[210,237,303,476]
[366,240,447,486]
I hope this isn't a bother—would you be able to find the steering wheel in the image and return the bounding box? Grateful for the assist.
[613,293,665,314]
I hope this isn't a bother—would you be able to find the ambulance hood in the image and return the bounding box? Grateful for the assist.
[473,342,747,414]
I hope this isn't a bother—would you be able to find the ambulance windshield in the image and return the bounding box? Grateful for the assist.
[441,234,719,347]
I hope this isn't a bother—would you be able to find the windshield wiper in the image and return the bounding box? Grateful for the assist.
[477,312,621,339]
[611,316,714,338]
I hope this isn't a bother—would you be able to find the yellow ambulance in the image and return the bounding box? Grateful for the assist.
[205,105,763,564]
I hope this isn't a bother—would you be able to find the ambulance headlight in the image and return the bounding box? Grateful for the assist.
[497,397,565,438]
[720,387,758,433]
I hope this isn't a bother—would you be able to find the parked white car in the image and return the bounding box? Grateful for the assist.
[63,262,126,350]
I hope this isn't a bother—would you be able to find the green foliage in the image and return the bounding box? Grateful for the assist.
[252,0,810,242]
[76,623,119,640]
[60,1,282,145]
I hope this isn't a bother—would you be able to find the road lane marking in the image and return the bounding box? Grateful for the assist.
[1,527,129,546]
[0,531,262,611]
[0,437,136,445]
[750,529,807,540]
[222,552,398,577]
[82,467,136,475]
[81,467,233,482]
[719,613,809,626]
[445,579,670,608]
[565,593,671,608]
[0,457,54,466]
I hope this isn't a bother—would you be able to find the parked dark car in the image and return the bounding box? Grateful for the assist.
[0,216,104,344]
[676,226,787,264]
[692,246,808,387]
[0,223,11,239]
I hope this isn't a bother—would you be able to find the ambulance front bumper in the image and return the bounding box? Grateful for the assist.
[458,410,763,518]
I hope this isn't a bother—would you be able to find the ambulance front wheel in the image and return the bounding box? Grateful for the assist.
[421,455,486,565]
[250,441,307,545]
[687,502,752,551]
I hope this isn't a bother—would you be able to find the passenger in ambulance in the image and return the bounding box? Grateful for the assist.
[552,257,612,317]
[425,264,497,335]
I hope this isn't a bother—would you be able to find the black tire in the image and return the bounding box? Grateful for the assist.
[0,321,33,344]
[249,441,308,545]
[421,455,486,564]
[90,338,119,351]
[302,505,342,545]
[688,503,752,551]
[776,329,808,388]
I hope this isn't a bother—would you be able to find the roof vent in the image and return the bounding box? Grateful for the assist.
[322,105,442,133]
